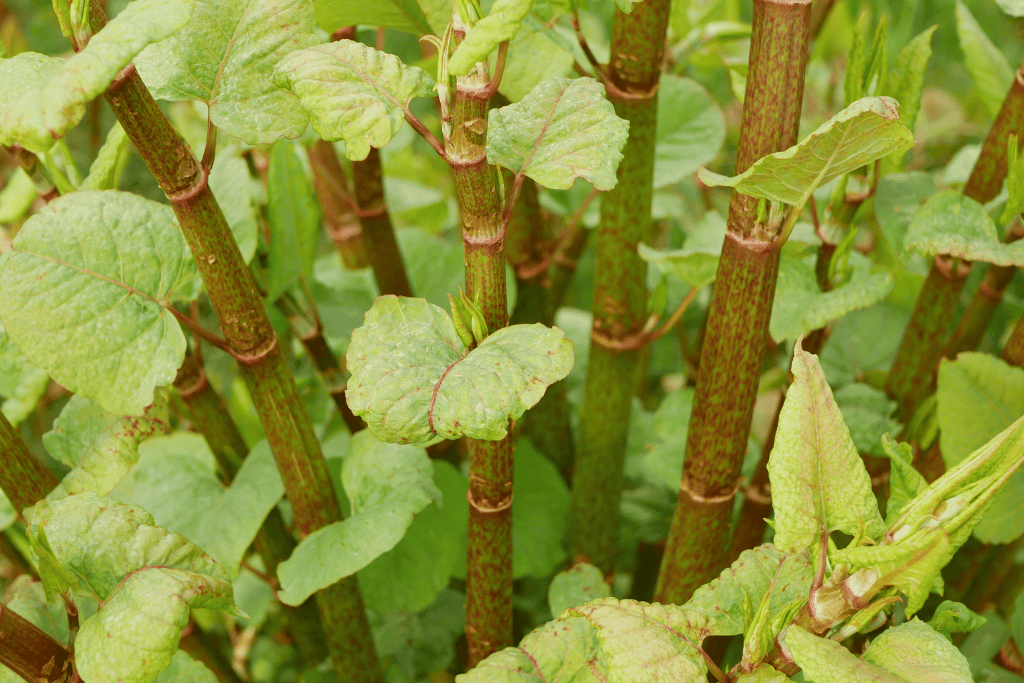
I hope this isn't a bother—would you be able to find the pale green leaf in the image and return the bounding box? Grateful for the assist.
[276,431,440,606]
[266,139,321,301]
[770,250,894,342]
[208,152,257,265]
[0,490,14,532]
[955,1,1015,120]
[862,619,973,683]
[548,563,612,617]
[313,0,439,36]
[654,76,725,189]
[883,26,936,142]
[639,210,725,290]
[486,77,629,191]
[274,41,436,161]
[496,15,574,103]
[346,296,574,445]
[904,190,1024,266]
[937,353,1024,543]
[881,434,927,526]
[0,321,49,427]
[115,435,285,577]
[698,96,913,210]
[135,0,317,144]
[0,169,36,223]
[929,600,987,640]
[155,652,218,683]
[448,0,532,77]
[786,626,904,682]
[0,0,194,152]
[81,123,129,191]
[615,0,643,12]
[44,394,170,500]
[735,666,792,683]
[995,0,1024,17]
[768,342,885,553]
[0,191,196,416]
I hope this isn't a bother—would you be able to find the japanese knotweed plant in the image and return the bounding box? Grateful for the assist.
[462,340,1024,683]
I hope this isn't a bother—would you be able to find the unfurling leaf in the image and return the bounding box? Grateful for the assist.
[346,296,574,445]
[135,0,317,144]
[274,40,436,160]
[0,0,194,152]
[768,341,885,553]
[448,0,532,77]
[276,431,440,606]
[487,77,629,191]
[0,191,196,416]
[904,190,1024,266]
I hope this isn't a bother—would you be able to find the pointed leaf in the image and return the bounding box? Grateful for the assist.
[904,190,1024,267]
[654,76,726,189]
[768,342,885,553]
[265,139,321,301]
[43,394,170,500]
[883,26,936,145]
[548,563,612,617]
[313,0,438,35]
[0,191,196,416]
[448,0,532,77]
[274,41,436,161]
[937,353,1024,543]
[955,1,1014,120]
[698,97,913,210]
[929,600,987,640]
[486,77,629,191]
[346,296,574,445]
[881,434,928,526]
[135,0,317,144]
[0,0,194,152]
[80,123,129,191]
[770,250,894,342]
[276,431,440,606]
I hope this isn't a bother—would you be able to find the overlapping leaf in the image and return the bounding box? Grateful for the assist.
[487,77,629,191]
[0,321,49,426]
[43,394,170,500]
[0,191,196,416]
[770,250,894,342]
[0,0,194,152]
[548,563,611,617]
[448,0,532,77]
[698,97,913,213]
[904,190,1024,266]
[24,493,241,683]
[346,296,573,444]
[768,343,885,553]
[496,15,575,103]
[276,431,440,606]
[135,0,317,144]
[274,41,436,161]
[80,123,129,191]
[882,25,936,160]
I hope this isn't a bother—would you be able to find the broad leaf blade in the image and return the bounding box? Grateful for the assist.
[654,76,726,189]
[785,626,905,682]
[487,77,629,191]
[346,297,573,444]
[274,41,436,161]
[496,14,575,103]
[265,140,321,301]
[904,190,1024,266]
[0,321,49,427]
[0,191,196,416]
[698,97,914,207]
[448,0,532,77]
[863,619,973,683]
[135,0,317,144]
[277,432,440,605]
[314,0,436,35]
[639,210,726,290]
[768,343,885,553]
[548,563,611,617]
[0,0,194,152]
[955,0,1014,120]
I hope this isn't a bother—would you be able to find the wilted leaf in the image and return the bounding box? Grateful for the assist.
[448,0,532,77]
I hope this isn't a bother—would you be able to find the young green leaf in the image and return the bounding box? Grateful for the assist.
[313,0,444,36]
[548,563,612,617]
[0,168,37,224]
[24,493,242,683]
[881,434,927,526]
[904,190,1024,267]
[265,140,321,302]
[955,0,1015,120]
[768,341,885,553]
[0,321,49,427]
[134,0,317,145]
[80,123,129,191]
[208,151,258,265]
[274,41,437,161]
[654,76,726,189]
[346,296,573,445]
[937,353,1024,543]
[486,77,629,191]
[276,431,441,606]
[0,0,194,153]
[770,250,894,342]
[447,0,532,77]
[639,210,726,290]
[929,601,987,640]
[844,8,871,106]
[496,14,575,103]
[43,394,170,500]
[0,191,197,416]
[114,435,285,577]
[883,25,937,149]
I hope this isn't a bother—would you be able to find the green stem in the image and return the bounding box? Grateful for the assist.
[0,412,59,515]
[173,351,328,666]
[4,145,59,202]
[81,10,380,677]
[307,139,367,269]
[654,0,811,605]
[569,0,671,575]
[353,148,414,297]
[885,65,1024,419]
[1003,314,1024,367]
[445,24,512,665]
[0,604,74,683]
[0,530,35,578]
